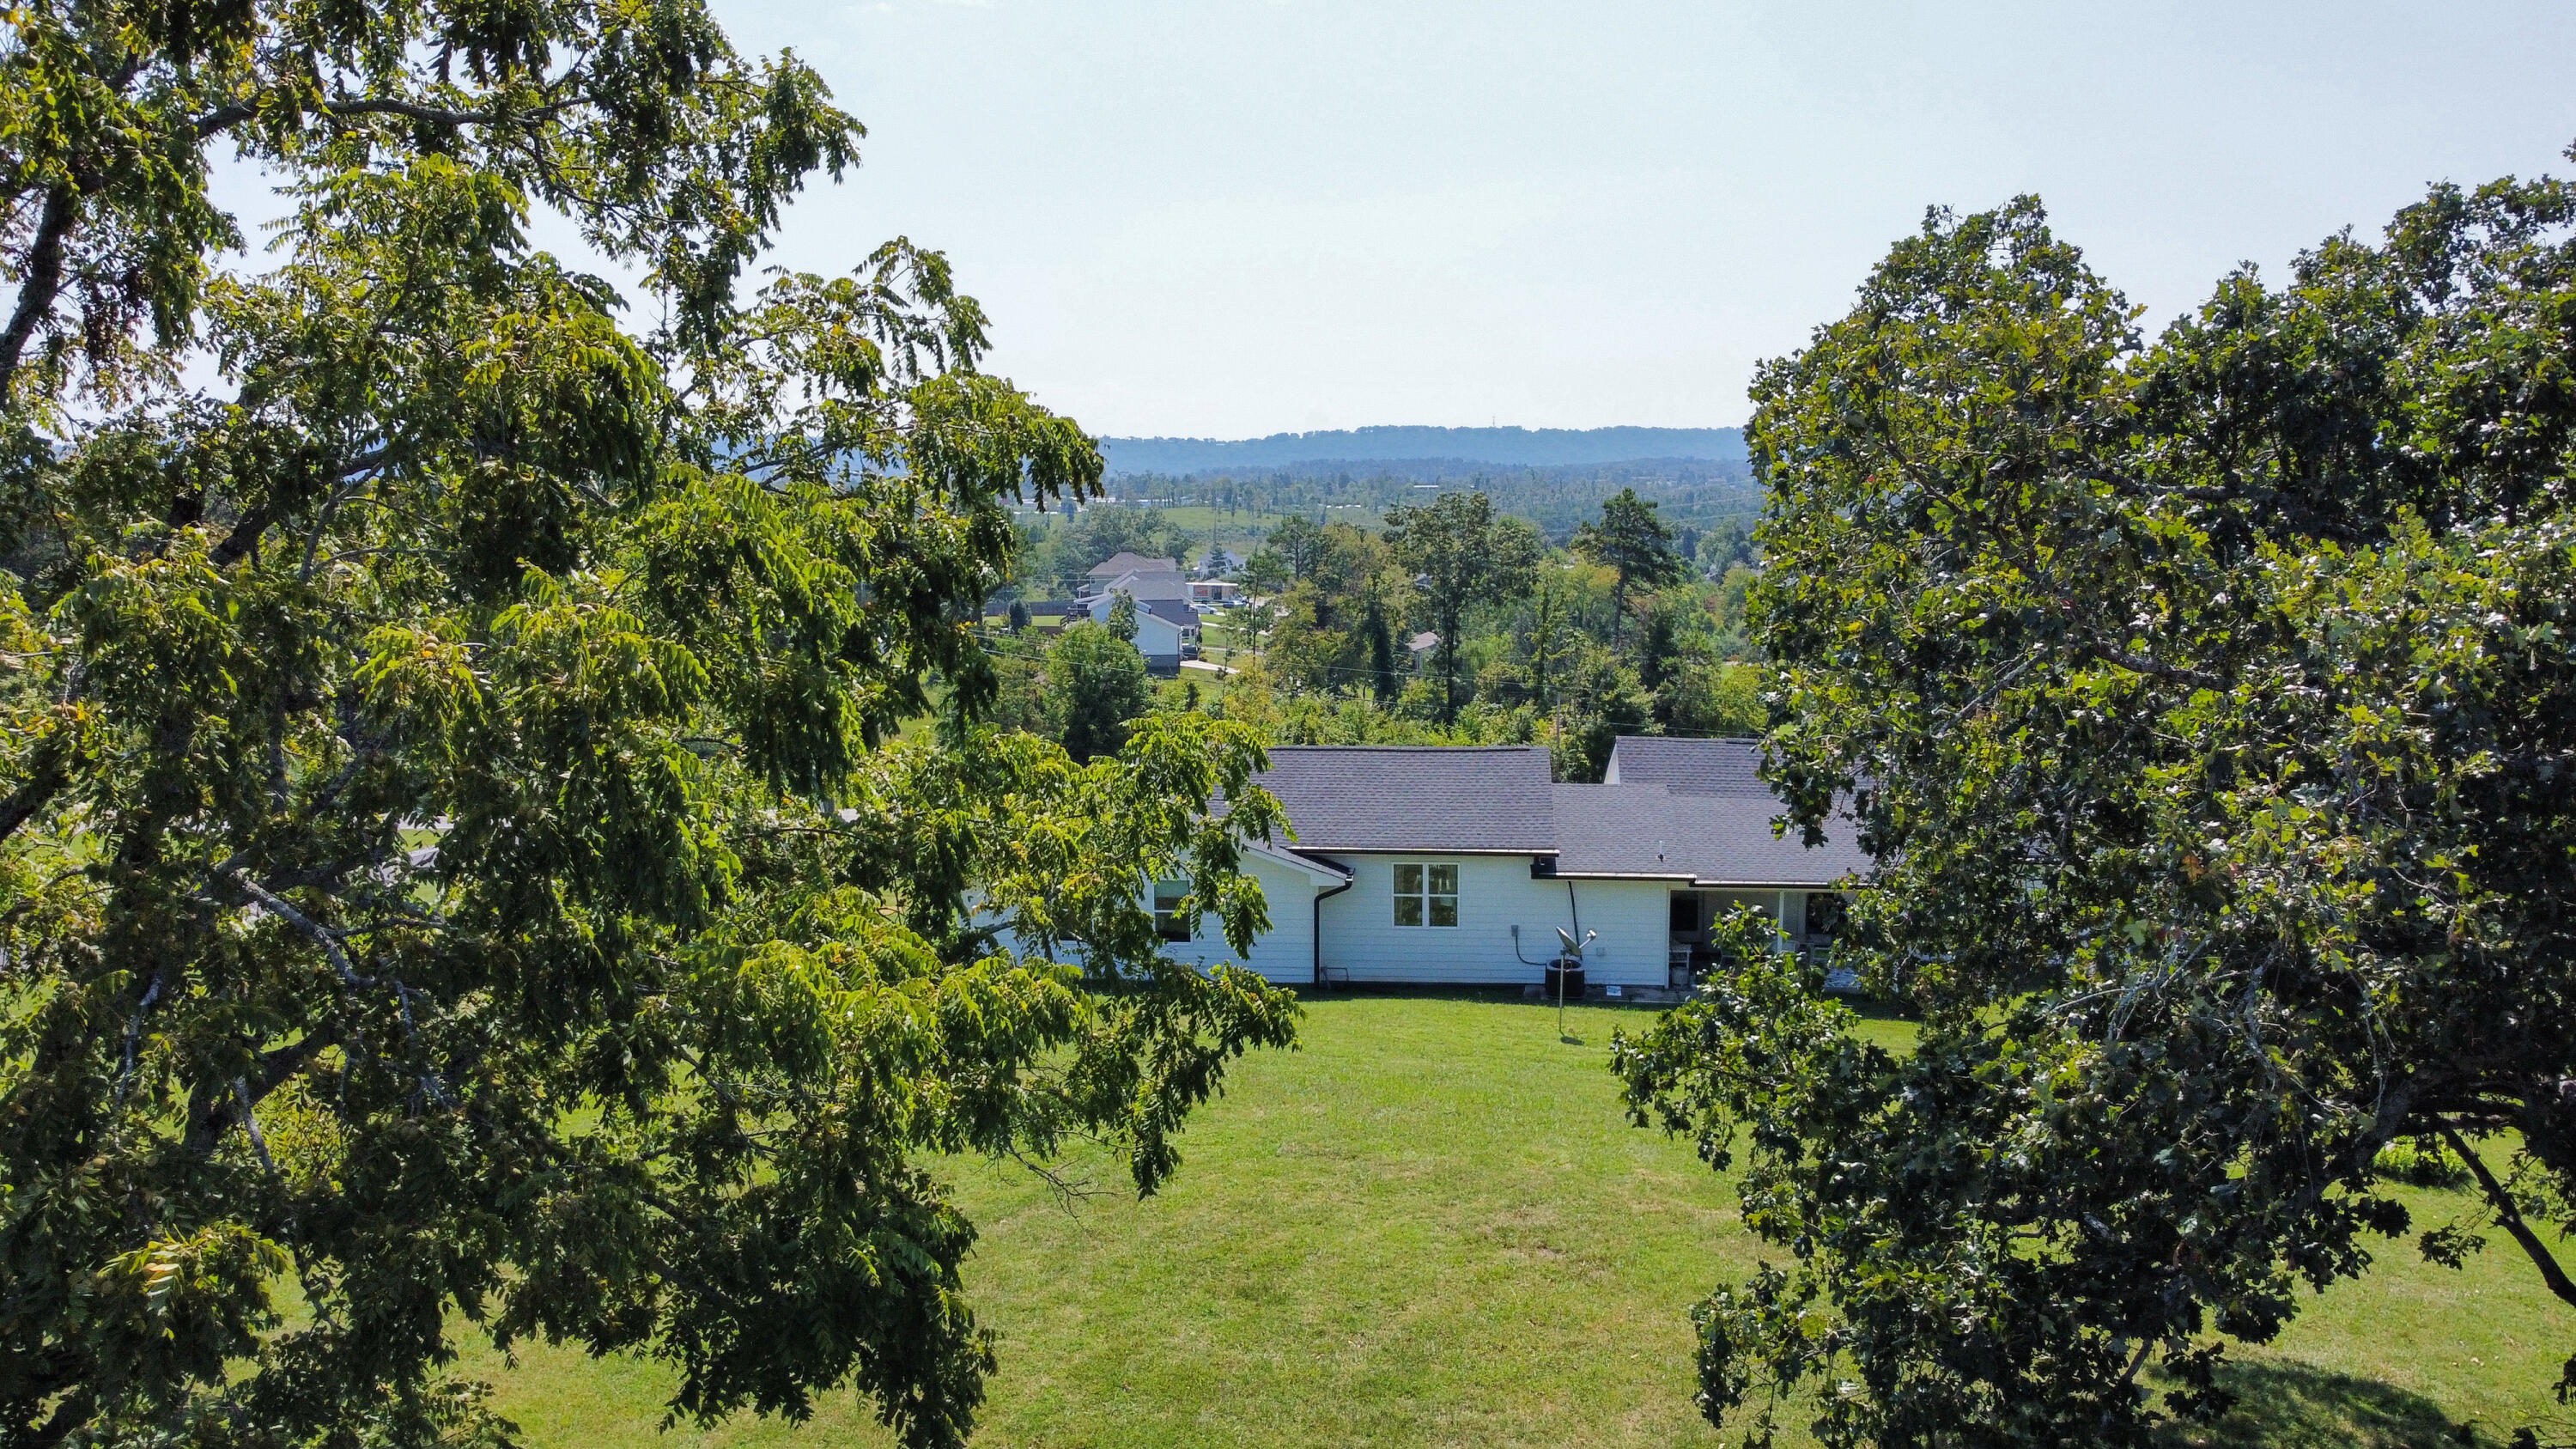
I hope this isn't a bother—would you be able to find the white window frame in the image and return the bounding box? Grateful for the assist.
[1152,880,1193,942]
[1391,862,1459,928]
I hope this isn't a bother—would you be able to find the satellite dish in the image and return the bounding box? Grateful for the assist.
[1556,928,1580,956]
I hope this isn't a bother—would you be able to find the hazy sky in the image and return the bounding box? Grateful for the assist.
[655,3,2574,435]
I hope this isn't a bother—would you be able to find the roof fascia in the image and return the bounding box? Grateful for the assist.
[1244,839,1352,880]
[1289,846,1558,857]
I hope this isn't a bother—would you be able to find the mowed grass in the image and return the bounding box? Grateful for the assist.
[458,996,2576,1448]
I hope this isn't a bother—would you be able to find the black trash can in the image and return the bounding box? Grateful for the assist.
[1543,960,1586,1001]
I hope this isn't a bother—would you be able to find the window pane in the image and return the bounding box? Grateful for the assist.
[1154,880,1191,942]
[1427,864,1457,894]
[1427,895,1457,928]
[1394,895,1424,927]
[1394,864,1423,896]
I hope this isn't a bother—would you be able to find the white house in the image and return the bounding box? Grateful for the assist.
[1024,590,1200,673]
[1150,739,1871,992]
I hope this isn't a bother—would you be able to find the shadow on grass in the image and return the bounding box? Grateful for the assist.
[2152,1358,2485,1449]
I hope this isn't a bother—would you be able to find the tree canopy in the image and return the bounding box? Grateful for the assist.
[0,2,1300,1445]
[1570,486,1682,644]
[1382,490,1542,723]
[1046,618,1154,761]
[1616,163,2576,1446]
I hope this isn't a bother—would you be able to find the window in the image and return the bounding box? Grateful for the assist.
[1393,863,1458,928]
[1153,881,1193,942]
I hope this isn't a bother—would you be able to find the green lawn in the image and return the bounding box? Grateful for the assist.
[459,996,2574,1448]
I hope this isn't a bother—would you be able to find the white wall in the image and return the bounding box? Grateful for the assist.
[1157,849,1326,985]
[1314,855,1675,987]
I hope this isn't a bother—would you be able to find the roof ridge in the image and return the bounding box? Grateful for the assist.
[1265,743,1544,752]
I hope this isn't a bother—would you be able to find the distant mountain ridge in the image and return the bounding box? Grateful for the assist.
[1099,425,1746,476]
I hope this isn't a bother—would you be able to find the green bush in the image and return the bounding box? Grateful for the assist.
[2373,1137,2471,1189]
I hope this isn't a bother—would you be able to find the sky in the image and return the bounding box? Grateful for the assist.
[304,2,2576,439]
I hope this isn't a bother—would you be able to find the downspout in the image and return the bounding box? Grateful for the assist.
[1313,870,1353,987]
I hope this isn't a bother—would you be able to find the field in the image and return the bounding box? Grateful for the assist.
[459,995,2575,1448]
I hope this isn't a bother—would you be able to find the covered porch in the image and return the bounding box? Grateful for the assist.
[1663,887,1848,988]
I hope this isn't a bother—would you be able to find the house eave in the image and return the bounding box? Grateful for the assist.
[1552,870,1862,888]
[1685,877,1862,891]
[1289,845,1558,858]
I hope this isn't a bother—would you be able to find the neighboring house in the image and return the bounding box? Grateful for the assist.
[1022,593,1194,673]
[1099,569,1193,604]
[1082,551,1182,594]
[1406,631,1440,667]
[1189,579,1242,604]
[1148,739,1870,991]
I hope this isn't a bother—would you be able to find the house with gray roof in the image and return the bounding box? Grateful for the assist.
[1021,592,1200,674]
[1145,738,1869,993]
[1082,551,1182,593]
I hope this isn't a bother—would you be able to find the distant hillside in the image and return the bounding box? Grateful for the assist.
[1099,425,1745,476]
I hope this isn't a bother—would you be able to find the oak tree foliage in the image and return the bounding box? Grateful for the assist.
[1618,158,2576,1446]
[0,1,1300,1446]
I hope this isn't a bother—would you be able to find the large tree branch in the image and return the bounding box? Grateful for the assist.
[208,502,273,568]
[2085,638,2221,690]
[2440,1123,2576,1312]
[0,733,74,848]
[0,185,76,401]
[194,95,506,138]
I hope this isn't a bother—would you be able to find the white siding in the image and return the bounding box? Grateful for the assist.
[975,848,1330,986]
[1314,855,1675,987]
[1157,849,1327,985]
[1565,877,1674,988]
[1081,594,1185,658]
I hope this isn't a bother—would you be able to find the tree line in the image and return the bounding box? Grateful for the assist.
[976,484,1765,780]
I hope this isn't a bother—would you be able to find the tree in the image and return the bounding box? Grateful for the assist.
[1382,490,1541,723]
[1026,506,1179,592]
[1006,598,1033,633]
[1242,514,1330,596]
[1255,522,1387,697]
[1694,519,1756,578]
[0,3,1301,1444]
[1615,174,2576,1446]
[1362,597,1399,703]
[1045,619,1152,761]
[1522,572,1577,716]
[1571,488,1683,644]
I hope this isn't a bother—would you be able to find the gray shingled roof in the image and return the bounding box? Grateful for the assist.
[1552,783,1870,886]
[1087,551,1182,578]
[1605,735,1765,795]
[1139,598,1198,631]
[1254,746,1555,853]
[1103,570,1194,602]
